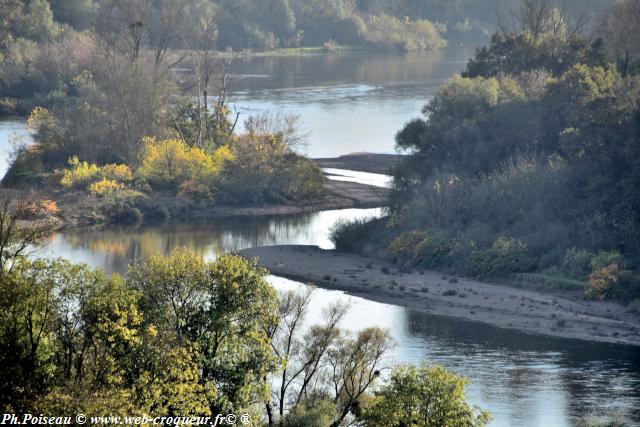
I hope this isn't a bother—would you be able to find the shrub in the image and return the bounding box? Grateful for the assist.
[590,251,623,271]
[60,158,133,191]
[387,230,428,261]
[19,199,60,219]
[178,179,214,203]
[217,134,323,205]
[138,138,231,190]
[89,178,124,196]
[413,233,456,268]
[330,217,387,253]
[101,163,133,183]
[562,247,594,279]
[468,237,536,278]
[364,15,445,51]
[101,199,143,226]
[284,157,324,201]
[133,197,169,224]
[322,39,338,52]
[586,264,640,302]
[60,156,100,189]
[39,199,59,215]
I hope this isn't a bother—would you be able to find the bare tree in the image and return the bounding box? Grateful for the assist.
[266,289,394,426]
[91,0,148,62]
[0,193,54,277]
[328,327,393,427]
[594,0,640,75]
[244,112,309,151]
[497,0,585,38]
[264,288,315,425]
[212,56,241,137]
[266,292,348,425]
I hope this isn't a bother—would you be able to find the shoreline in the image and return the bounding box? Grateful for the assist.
[6,176,390,229]
[313,153,403,174]
[240,245,640,347]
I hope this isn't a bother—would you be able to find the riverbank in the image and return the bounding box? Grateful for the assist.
[240,245,640,347]
[314,153,403,174]
[3,176,390,229]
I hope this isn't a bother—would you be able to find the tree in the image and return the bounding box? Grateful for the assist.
[328,327,393,427]
[361,363,491,427]
[497,0,584,39]
[0,193,53,278]
[264,287,394,427]
[18,0,58,43]
[594,0,640,75]
[128,249,279,414]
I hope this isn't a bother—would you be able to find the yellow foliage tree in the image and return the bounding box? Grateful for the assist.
[138,138,232,189]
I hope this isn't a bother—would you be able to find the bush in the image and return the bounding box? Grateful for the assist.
[138,138,231,190]
[89,178,124,196]
[387,230,427,261]
[586,264,640,302]
[102,164,133,183]
[283,156,324,201]
[177,179,215,203]
[562,247,594,279]
[586,264,619,300]
[60,156,100,189]
[468,237,536,278]
[102,199,143,226]
[330,217,388,253]
[413,233,456,268]
[60,157,133,191]
[217,134,323,205]
[133,197,169,224]
[590,251,624,271]
[364,15,445,51]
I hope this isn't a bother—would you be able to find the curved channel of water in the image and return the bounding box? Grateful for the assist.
[2,47,640,425]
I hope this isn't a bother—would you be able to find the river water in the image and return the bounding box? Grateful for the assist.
[1,48,639,426]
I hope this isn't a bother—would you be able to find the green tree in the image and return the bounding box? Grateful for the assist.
[361,363,491,427]
[128,249,279,413]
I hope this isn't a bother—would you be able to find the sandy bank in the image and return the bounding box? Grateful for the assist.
[314,153,403,174]
[240,245,640,347]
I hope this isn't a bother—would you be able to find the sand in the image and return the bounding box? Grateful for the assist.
[240,245,640,347]
[314,153,403,174]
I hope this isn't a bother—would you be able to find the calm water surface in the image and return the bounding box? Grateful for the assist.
[2,50,640,426]
[229,47,476,157]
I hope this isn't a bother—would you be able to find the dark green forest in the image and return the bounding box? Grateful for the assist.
[332,0,640,308]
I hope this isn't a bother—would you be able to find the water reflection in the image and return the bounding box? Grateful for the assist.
[40,208,383,275]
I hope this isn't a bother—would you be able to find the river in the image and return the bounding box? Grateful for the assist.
[1,48,639,426]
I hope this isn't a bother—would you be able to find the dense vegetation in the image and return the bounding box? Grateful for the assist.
[1,0,328,223]
[0,194,490,426]
[332,0,640,308]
